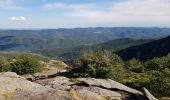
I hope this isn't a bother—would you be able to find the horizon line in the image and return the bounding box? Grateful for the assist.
[1,26,170,30]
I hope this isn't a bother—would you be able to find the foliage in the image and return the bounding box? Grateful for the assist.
[124,53,170,97]
[143,54,170,97]
[68,50,125,81]
[69,78,81,84]
[68,51,170,97]
[148,69,170,97]
[0,55,43,75]
[145,53,170,71]
[118,36,170,61]
[126,59,144,73]
[0,27,167,58]
[11,55,43,75]
[122,72,150,90]
[0,58,11,72]
[58,38,152,61]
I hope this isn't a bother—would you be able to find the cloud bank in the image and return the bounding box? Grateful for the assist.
[44,0,170,25]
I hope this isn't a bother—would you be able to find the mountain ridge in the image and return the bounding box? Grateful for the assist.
[118,36,170,61]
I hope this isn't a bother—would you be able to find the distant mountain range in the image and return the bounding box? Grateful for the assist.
[118,36,170,61]
[0,27,170,58]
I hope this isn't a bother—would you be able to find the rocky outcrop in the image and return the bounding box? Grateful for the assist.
[0,72,71,100]
[0,72,157,100]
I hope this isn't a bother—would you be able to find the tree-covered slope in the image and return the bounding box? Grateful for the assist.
[118,36,170,61]
[57,38,153,60]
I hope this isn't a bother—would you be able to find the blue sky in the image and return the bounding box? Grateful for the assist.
[0,0,170,29]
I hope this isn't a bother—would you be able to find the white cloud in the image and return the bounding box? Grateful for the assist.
[45,0,170,25]
[10,16,26,21]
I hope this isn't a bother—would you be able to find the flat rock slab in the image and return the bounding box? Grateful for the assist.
[77,78,144,100]
[73,86,121,100]
[26,69,67,81]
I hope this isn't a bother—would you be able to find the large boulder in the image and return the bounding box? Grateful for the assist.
[0,72,71,100]
[77,78,144,99]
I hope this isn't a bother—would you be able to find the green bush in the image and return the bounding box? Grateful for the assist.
[145,53,170,71]
[68,50,125,81]
[144,53,170,97]
[0,58,11,72]
[11,55,43,75]
[126,59,144,73]
[147,69,170,97]
[122,72,150,90]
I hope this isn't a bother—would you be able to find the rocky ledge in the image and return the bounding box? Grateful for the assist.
[0,72,157,100]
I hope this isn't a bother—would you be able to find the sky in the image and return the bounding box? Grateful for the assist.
[0,0,170,29]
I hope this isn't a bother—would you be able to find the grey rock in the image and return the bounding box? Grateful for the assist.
[0,72,71,100]
[77,78,144,99]
[73,86,121,100]
[27,69,67,81]
[35,76,72,90]
[12,89,71,100]
[0,72,24,79]
[74,89,106,100]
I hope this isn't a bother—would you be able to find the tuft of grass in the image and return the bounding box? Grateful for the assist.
[2,91,13,100]
[69,78,81,84]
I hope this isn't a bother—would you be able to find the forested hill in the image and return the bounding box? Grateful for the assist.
[118,36,170,61]
[56,38,153,60]
[96,38,153,51]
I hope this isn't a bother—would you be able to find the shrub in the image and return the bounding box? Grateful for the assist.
[68,50,125,81]
[126,59,144,73]
[148,69,170,97]
[144,53,170,97]
[11,55,43,75]
[145,53,170,71]
[0,58,11,72]
[122,72,150,90]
